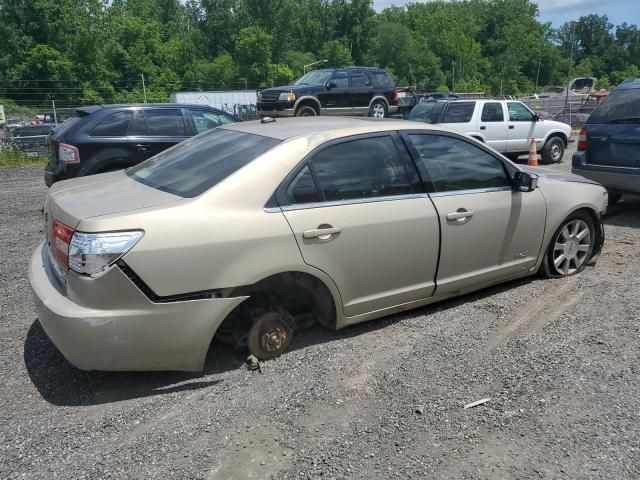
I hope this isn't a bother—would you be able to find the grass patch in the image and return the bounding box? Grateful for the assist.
[0,150,47,168]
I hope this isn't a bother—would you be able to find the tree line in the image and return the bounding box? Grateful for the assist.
[0,0,639,107]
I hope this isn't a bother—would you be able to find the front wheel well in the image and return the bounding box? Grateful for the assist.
[295,99,320,115]
[546,132,568,147]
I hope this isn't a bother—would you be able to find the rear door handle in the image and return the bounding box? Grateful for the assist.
[480,126,486,130]
[508,125,515,129]
[303,226,341,239]
[136,144,151,152]
[446,210,474,221]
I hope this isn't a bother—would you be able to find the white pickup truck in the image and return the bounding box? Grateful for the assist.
[408,99,572,164]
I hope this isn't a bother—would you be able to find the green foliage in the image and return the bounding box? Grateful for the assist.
[0,0,638,106]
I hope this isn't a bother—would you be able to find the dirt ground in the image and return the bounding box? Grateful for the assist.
[1,150,639,479]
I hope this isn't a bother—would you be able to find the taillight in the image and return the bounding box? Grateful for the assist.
[392,90,399,101]
[59,143,80,164]
[51,220,75,266]
[577,129,588,151]
[69,231,143,276]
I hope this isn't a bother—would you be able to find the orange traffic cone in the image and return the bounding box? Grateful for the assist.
[528,138,540,167]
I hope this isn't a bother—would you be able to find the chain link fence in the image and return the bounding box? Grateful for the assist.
[0,124,52,166]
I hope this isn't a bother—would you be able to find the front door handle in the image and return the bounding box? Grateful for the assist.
[303,226,341,239]
[508,125,515,129]
[446,210,474,221]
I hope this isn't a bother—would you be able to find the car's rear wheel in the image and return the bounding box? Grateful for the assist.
[368,100,387,119]
[295,105,318,117]
[247,311,294,360]
[541,211,595,278]
[542,137,564,164]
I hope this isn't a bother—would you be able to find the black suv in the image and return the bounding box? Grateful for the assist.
[257,67,398,118]
[45,104,238,186]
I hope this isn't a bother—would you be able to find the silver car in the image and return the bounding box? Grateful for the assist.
[29,117,607,371]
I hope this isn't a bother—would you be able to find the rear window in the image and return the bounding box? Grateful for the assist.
[588,87,640,124]
[127,129,280,197]
[442,102,475,123]
[408,101,444,124]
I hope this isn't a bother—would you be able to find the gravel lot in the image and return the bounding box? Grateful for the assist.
[1,150,639,479]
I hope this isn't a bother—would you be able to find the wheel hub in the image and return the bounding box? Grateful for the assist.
[262,327,288,352]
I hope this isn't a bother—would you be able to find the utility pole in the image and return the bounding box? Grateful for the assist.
[141,73,148,103]
[564,21,576,119]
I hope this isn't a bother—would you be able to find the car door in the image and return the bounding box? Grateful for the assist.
[506,102,536,152]
[479,102,509,152]
[317,69,351,114]
[403,132,546,295]
[136,107,190,159]
[279,133,440,317]
[85,109,138,166]
[349,69,374,115]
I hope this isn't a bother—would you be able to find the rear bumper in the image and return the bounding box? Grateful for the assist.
[572,152,640,194]
[44,163,79,187]
[29,243,247,371]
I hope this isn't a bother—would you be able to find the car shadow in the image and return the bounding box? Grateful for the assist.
[25,276,537,407]
[603,195,640,229]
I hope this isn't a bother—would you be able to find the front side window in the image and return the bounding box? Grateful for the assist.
[507,102,534,122]
[408,134,510,192]
[481,102,504,122]
[329,70,349,89]
[310,136,413,202]
[127,129,280,197]
[145,108,187,136]
[189,109,234,134]
[91,111,133,137]
[442,102,475,123]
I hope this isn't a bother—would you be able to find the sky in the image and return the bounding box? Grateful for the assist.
[373,0,640,27]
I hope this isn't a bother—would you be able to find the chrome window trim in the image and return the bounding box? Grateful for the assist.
[429,186,513,198]
[265,193,431,213]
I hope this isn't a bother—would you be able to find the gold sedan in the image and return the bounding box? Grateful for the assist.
[29,117,607,371]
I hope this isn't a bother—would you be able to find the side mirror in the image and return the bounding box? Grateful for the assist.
[326,81,337,90]
[533,113,540,122]
[514,171,539,192]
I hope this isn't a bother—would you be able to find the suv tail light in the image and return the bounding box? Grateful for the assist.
[577,129,588,151]
[50,220,143,277]
[59,143,80,164]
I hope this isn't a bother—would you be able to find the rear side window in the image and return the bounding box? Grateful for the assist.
[145,108,186,136]
[481,103,504,122]
[588,87,640,124]
[286,165,321,204]
[127,129,280,197]
[310,136,413,201]
[350,70,370,87]
[442,103,475,123]
[91,111,133,137]
[369,70,395,88]
[409,134,510,192]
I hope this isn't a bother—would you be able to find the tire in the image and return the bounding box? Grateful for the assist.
[541,211,595,278]
[295,105,318,117]
[368,100,387,119]
[541,137,564,164]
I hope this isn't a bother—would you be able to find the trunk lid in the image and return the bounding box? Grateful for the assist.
[46,170,182,229]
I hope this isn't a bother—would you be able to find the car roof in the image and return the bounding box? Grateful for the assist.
[76,104,226,113]
[220,117,447,141]
[616,78,640,90]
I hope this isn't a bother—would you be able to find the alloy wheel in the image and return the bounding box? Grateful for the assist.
[552,219,591,275]
[371,103,385,118]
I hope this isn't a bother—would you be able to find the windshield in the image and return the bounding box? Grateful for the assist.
[294,70,332,86]
[408,101,444,124]
[588,88,640,124]
[127,129,281,198]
